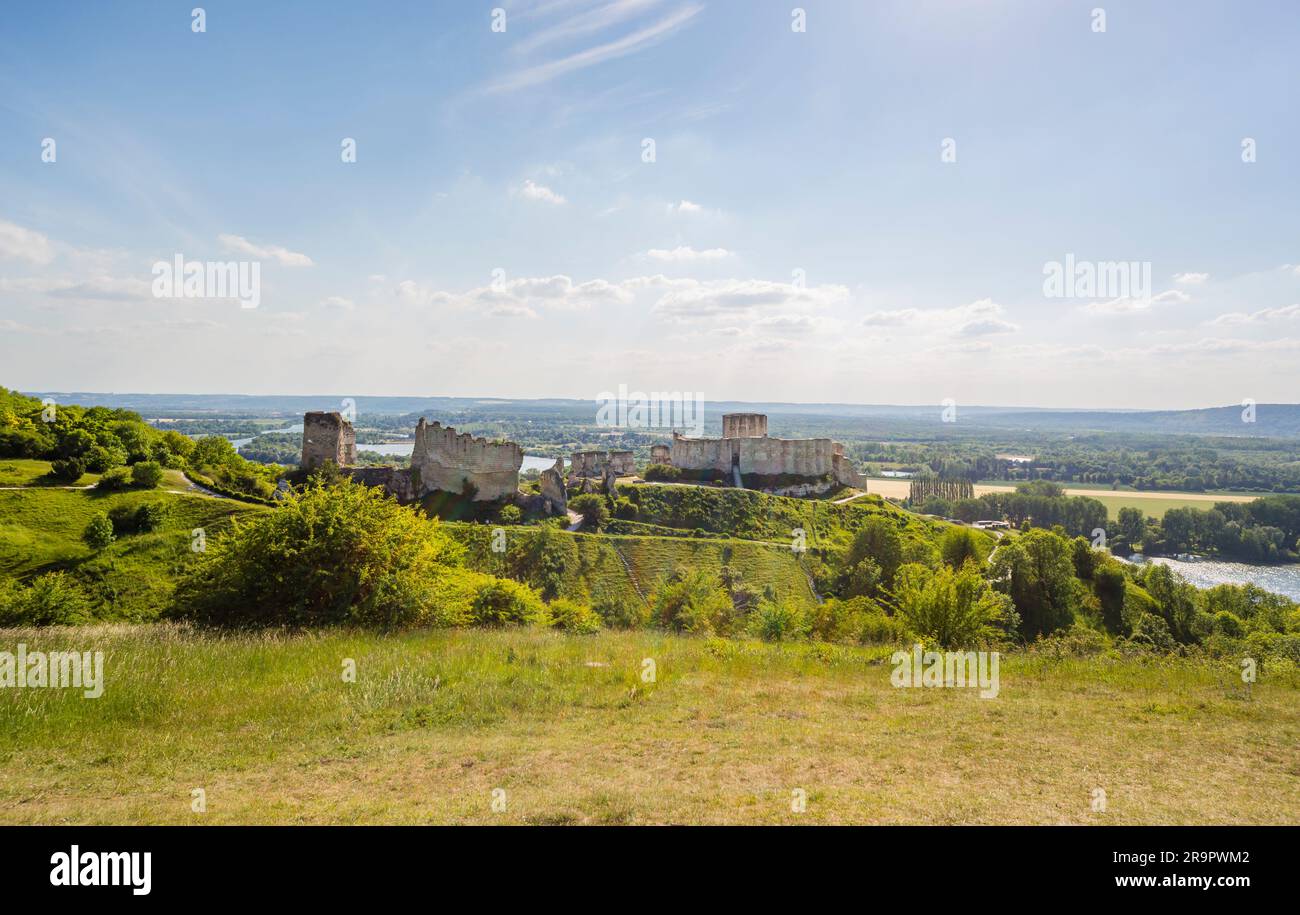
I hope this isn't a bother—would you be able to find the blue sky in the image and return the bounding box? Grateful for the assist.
[1,0,1298,407]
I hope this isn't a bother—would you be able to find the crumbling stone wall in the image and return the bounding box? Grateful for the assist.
[301,412,357,469]
[410,419,522,502]
[540,457,567,514]
[650,444,671,465]
[570,449,637,479]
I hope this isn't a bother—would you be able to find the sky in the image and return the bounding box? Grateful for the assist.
[1,0,1298,409]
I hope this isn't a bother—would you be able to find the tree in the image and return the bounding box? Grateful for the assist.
[893,562,1016,649]
[651,568,734,635]
[846,517,904,588]
[940,526,988,570]
[570,493,609,530]
[50,457,86,482]
[990,529,1078,640]
[131,460,164,488]
[1092,561,1127,633]
[84,512,115,549]
[1116,507,1145,549]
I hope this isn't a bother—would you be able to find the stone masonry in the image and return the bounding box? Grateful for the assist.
[663,413,867,490]
[570,449,636,479]
[410,419,522,502]
[301,411,357,470]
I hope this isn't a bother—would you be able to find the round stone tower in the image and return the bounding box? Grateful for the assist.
[722,413,768,438]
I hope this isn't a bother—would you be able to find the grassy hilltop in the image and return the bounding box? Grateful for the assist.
[1,625,1295,825]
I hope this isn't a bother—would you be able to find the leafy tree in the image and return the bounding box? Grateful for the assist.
[846,517,904,588]
[990,529,1078,640]
[940,526,988,570]
[893,562,1016,648]
[1092,561,1127,633]
[1115,507,1145,548]
[131,460,164,488]
[651,568,734,635]
[570,493,609,530]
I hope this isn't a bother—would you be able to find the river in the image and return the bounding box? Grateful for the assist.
[1127,555,1300,601]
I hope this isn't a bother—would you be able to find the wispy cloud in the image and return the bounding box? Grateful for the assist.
[0,219,55,265]
[485,3,702,93]
[218,234,313,267]
[515,179,567,205]
[645,245,732,262]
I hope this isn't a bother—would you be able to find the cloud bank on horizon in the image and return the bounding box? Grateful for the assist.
[0,0,1298,409]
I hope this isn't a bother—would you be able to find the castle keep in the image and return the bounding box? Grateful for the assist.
[663,413,866,491]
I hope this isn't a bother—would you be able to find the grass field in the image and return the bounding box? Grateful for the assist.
[867,477,1266,520]
[0,625,1295,825]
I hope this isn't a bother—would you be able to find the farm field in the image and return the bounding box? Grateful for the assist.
[866,477,1263,520]
[0,625,1295,825]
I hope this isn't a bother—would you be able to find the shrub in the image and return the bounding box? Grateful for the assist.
[548,598,601,634]
[613,497,639,520]
[174,480,468,628]
[470,578,548,627]
[593,595,646,629]
[1128,613,1176,653]
[83,512,116,549]
[569,493,610,530]
[497,504,522,525]
[858,609,911,645]
[893,562,1016,649]
[96,466,133,490]
[642,463,680,481]
[49,457,86,482]
[749,598,807,642]
[130,460,164,488]
[808,596,874,643]
[0,572,93,626]
[651,569,734,635]
[1213,610,1246,638]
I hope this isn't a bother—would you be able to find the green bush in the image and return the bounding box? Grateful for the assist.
[0,572,93,626]
[95,466,133,490]
[893,562,1016,649]
[470,578,548,627]
[569,493,610,530]
[593,595,646,629]
[497,504,522,525]
[108,501,170,535]
[49,457,86,482]
[749,598,807,642]
[130,460,164,488]
[548,597,602,634]
[174,480,468,628]
[651,569,734,635]
[1213,610,1246,638]
[83,512,116,549]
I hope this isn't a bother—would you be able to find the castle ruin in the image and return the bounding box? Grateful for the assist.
[298,413,522,504]
[661,413,866,492]
[301,412,357,470]
[569,449,636,480]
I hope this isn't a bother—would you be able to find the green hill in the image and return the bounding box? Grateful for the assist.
[0,475,265,620]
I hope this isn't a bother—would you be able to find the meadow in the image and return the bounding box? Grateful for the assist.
[0,625,1295,825]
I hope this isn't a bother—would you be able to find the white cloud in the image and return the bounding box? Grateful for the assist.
[320,296,355,311]
[517,179,567,205]
[1086,289,1188,315]
[217,234,314,267]
[861,298,1018,337]
[645,245,732,262]
[1208,303,1300,325]
[673,199,703,214]
[486,302,540,320]
[0,219,55,265]
[1173,272,1209,285]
